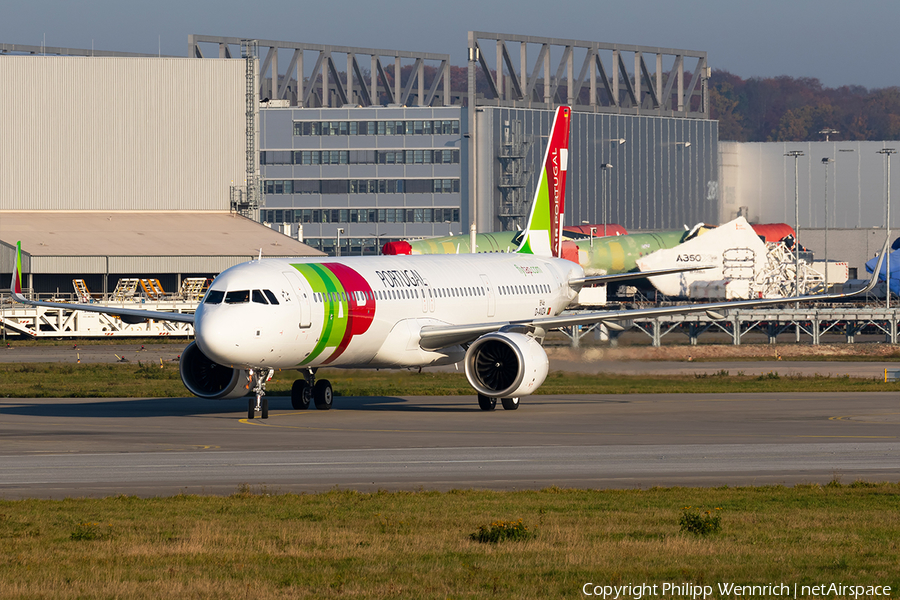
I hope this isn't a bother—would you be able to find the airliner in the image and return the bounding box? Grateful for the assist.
[10,106,884,418]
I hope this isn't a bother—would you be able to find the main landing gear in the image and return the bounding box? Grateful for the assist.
[477,394,520,411]
[290,368,333,411]
[247,368,275,420]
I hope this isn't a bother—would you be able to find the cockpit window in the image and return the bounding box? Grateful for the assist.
[205,290,225,304]
[225,290,250,304]
[252,290,268,304]
[263,289,279,305]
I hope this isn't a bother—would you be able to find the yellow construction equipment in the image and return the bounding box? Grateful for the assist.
[72,279,92,302]
[111,278,139,301]
[178,278,210,302]
[139,279,167,301]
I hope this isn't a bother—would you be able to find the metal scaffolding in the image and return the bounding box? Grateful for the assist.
[467,31,709,118]
[189,35,453,108]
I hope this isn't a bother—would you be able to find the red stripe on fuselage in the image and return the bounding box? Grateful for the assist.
[322,262,376,364]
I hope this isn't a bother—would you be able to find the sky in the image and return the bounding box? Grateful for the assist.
[3,0,898,90]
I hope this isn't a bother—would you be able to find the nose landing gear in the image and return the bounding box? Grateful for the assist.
[246,368,275,419]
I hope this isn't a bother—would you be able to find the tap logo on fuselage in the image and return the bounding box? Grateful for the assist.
[291,263,376,365]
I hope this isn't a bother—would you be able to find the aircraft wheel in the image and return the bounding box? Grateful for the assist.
[247,397,255,419]
[291,380,311,410]
[261,396,269,419]
[313,379,333,410]
[477,394,496,411]
[501,397,520,410]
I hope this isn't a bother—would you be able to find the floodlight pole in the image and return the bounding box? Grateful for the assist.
[878,148,897,309]
[785,151,804,300]
[822,157,834,291]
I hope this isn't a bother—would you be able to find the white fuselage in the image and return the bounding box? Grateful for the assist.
[194,253,580,371]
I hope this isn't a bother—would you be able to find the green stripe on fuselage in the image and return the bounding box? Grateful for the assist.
[292,263,348,365]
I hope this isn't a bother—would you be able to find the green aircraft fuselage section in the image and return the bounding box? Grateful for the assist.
[572,230,688,274]
[405,229,688,274]
[408,231,521,255]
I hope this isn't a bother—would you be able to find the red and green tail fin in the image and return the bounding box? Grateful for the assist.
[515,105,571,257]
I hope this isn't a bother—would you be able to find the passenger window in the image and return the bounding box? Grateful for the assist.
[225,290,250,304]
[264,290,279,305]
[205,290,225,304]
[252,290,268,304]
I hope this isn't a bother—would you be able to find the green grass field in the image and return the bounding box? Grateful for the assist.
[1,361,899,398]
[0,484,897,599]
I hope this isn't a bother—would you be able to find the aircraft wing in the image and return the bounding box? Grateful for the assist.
[419,241,886,352]
[569,265,714,287]
[9,242,195,325]
[9,295,196,324]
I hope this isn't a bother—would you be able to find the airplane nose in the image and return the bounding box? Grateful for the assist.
[194,307,242,366]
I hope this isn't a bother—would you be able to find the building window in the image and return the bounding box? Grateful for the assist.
[263,179,458,196]
[292,119,460,137]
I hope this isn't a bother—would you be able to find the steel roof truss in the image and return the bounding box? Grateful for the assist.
[660,54,683,111]
[548,45,573,105]
[616,52,638,108]
[303,52,326,107]
[350,54,372,106]
[423,59,447,107]
[374,58,395,105]
[638,53,660,109]
[524,44,549,101]
[593,51,616,107]
[498,42,523,100]
[682,55,706,112]
[399,57,423,106]
[474,44,500,100]
[277,49,301,101]
[258,46,276,96]
[325,53,349,106]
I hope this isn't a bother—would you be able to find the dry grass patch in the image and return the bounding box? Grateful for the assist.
[0,485,898,598]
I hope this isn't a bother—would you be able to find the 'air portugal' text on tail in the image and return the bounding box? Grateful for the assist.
[515,106,570,258]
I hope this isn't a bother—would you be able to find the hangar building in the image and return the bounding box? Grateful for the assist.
[0,49,321,297]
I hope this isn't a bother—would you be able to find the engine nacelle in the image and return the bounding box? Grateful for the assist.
[179,341,249,400]
[464,332,549,398]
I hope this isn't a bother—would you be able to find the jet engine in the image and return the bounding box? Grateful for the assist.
[464,332,549,398]
[179,341,249,399]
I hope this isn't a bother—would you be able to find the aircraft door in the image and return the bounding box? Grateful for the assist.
[480,274,495,317]
[282,271,311,328]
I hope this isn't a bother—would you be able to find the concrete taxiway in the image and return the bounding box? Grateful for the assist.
[1,392,898,498]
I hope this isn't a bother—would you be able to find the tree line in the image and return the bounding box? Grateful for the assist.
[710,69,900,142]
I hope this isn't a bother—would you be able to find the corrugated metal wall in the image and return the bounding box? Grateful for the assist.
[0,56,245,211]
[720,141,899,229]
[29,256,275,274]
[480,108,719,231]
